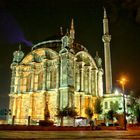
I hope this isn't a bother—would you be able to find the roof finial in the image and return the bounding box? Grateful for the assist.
[70,18,75,41]
[19,44,21,51]
[96,51,99,57]
[95,51,102,68]
[103,7,107,19]
[60,26,63,35]
[66,28,69,36]
[71,18,74,30]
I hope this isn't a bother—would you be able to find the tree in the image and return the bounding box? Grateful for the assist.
[56,107,67,126]
[85,107,93,126]
[56,106,77,126]
[135,104,140,123]
[106,102,120,125]
[127,96,137,124]
[67,107,78,126]
[85,107,93,119]
[127,94,140,124]
[110,101,119,112]
[106,109,115,124]
[67,107,77,118]
[94,98,102,117]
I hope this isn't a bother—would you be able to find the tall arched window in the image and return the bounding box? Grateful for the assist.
[53,68,56,88]
[26,74,31,92]
[50,67,56,89]
[34,72,38,91]
[38,71,43,90]
[84,68,88,94]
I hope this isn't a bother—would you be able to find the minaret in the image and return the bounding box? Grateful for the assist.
[102,8,112,94]
[70,18,75,43]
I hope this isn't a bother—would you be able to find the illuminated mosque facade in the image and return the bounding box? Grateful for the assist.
[8,9,125,125]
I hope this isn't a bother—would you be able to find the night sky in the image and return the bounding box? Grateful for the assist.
[0,0,140,110]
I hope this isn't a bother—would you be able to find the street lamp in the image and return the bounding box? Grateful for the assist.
[119,78,127,130]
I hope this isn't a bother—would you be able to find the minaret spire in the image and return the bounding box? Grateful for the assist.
[103,7,109,35]
[70,18,75,42]
[103,7,107,18]
[102,7,112,94]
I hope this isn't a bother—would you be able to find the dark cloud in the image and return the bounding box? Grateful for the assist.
[0,9,32,46]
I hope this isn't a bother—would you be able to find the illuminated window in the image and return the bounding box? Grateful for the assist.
[34,73,38,90]
[38,71,43,90]
[53,68,56,88]
[84,69,88,93]
[20,78,23,92]
[75,69,80,91]
[45,68,48,89]
[26,74,31,92]
[51,68,56,89]
[105,102,108,109]
[110,101,113,109]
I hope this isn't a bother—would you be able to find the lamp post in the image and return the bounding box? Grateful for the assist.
[119,78,127,130]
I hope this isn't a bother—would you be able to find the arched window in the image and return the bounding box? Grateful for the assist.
[26,74,31,92]
[38,71,43,90]
[53,68,56,88]
[84,68,89,94]
[50,67,56,89]
[34,72,38,91]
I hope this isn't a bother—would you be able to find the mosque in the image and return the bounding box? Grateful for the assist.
[8,9,125,125]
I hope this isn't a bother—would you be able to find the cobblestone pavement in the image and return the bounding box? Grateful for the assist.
[0,130,140,140]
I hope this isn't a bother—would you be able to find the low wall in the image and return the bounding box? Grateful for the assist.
[0,125,130,131]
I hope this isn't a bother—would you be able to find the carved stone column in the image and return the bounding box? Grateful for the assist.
[46,60,51,89]
[76,67,80,91]
[97,69,104,97]
[22,67,26,93]
[88,66,92,94]
[31,93,35,119]
[28,94,32,118]
[10,65,16,93]
[12,95,16,117]
[56,60,60,109]
[15,96,20,121]
[17,67,21,94]
[84,66,88,94]
[30,63,35,92]
[80,62,85,92]
[90,68,94,96]
[46,62,51,89]
[73,58,77,90]
[42,61,47,90]
[19,96,22,121]
[56,62,59,89]
[79,93,83,116]
[93,69,98,96]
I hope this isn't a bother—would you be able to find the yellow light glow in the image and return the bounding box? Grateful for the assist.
[119,77,128,85]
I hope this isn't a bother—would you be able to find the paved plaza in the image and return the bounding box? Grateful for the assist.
[0,130,140,140]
